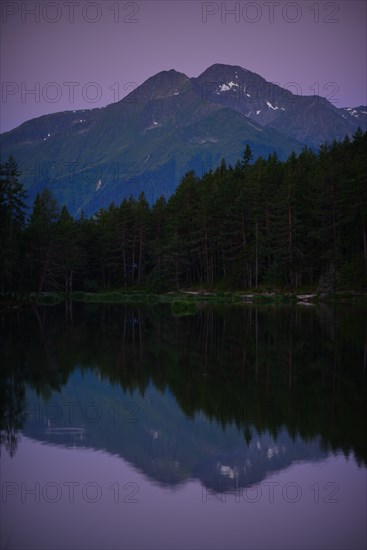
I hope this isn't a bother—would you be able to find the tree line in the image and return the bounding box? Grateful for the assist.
[1,129,366,299]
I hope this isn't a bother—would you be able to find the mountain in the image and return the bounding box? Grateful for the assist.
[194,64,366,146]
[1,64,365,215]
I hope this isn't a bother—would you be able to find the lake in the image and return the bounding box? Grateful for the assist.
[1,302,366,550]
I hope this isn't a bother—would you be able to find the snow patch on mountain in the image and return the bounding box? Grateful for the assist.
[219,81,238,91]
[346,107,359,118]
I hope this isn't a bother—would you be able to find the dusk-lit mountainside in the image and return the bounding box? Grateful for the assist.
[1,64,366,215]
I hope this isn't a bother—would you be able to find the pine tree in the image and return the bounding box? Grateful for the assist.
[25,189,59,301]
[166,171,201,286]
[134,193,151,285]
[148,196,167,289]
[0,156,27,295]
[54,206,84,298]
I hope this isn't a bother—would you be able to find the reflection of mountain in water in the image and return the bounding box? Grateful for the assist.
[22,372,327,491]
[1,303,366,471]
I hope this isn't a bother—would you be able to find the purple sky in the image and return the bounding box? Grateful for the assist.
[1,0,366,133]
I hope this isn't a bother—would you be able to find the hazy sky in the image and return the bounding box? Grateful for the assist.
[1,0,366,132]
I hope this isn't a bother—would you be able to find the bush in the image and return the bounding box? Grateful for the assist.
[171,300,198,317]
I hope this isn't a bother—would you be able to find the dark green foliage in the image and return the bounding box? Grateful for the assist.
[171,300,199,317]
[0,156,27,295]
[1,132,366,299]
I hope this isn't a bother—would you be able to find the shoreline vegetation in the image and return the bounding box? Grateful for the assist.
[1,288,367,310]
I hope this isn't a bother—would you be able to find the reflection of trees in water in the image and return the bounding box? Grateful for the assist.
[0,303,366,463]
[0,374,25,457]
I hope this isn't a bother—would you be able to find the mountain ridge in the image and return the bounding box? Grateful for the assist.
[1,63,366,215]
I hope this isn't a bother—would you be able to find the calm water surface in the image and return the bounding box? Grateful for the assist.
[1,303,366,550]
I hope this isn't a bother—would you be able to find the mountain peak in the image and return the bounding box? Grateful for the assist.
[196,63,257,80]
[127,69,191,101]
[1,62,366,216]
[203,62,248,72]
[193,63,267,98]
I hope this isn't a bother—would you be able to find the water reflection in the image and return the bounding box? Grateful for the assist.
[1,302,366,486]
[23,375,328,492]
